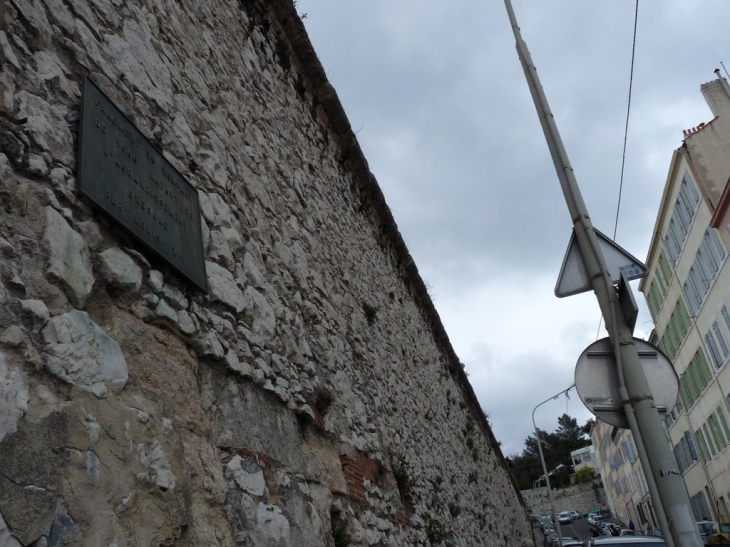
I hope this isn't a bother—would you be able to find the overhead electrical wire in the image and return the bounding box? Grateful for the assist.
[613,0,640,240]
[596,0,641,341]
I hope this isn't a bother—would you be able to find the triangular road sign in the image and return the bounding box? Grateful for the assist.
[555,229,648,298]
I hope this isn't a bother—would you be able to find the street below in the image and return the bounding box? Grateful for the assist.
[535,516,620,545]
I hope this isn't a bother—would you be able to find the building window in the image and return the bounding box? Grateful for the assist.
[666,219,684,265]
[665,173,701,266]
[683,229,727,316]
[717,406,730,443]
[705,319,730,369]
[647,281,662,320]
[685,430,699,460]
[683,269,703,316]
[675,430,699,473]
[703,423,717,456]
[659,297,693,358]
[680,377,692,409]
[722,304,730,334]
[706,331,725,369]
[709,413,728,449]
[622,438,636,463]
[658,250,674,282]
[691,490,712,521]
[674,442,690,473]
[680,348,713,408]
[705,228,726,264]
[695,429,711,462]
[636,466,647,495]
[647,250,674,320]
[715,321,730,355]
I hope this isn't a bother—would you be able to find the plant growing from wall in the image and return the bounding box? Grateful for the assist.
[464,416,475,435]
[448,501,461,519]
[427,475,444,509]
[331,512,351,547]
[422,512,452,545]
[392,454,417,509]
[592,480,603,502]
[313,386,333,416]
[362,301,378,325]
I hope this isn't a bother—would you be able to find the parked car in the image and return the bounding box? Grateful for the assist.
[706,522,730,544]
[581,537,665,546]
[585,506,604,517]
[697,521,719,544]
[559,511,573,524]
[544,530,559,547]
[588,514,603,526]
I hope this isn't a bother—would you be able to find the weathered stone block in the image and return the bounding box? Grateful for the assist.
[207,260,245,313]
[0,352,29,443]
[98,248,143,294]
[42,207,95,308]
[201,362,305,473]
[41,310,128,391]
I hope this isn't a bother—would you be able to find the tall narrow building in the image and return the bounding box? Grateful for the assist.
[640,72,730,523]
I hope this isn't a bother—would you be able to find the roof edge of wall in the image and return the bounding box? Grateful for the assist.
[266,0,522,500]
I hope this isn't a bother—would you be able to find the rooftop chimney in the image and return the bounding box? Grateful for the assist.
[700,69,730,117]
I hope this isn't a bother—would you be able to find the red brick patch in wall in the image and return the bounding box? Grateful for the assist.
[335,452,412,528]
[356,450,386,487]
[393,512,410,526]
[235,446,269,466]
[340,453,367,504]
[339,451,388,505]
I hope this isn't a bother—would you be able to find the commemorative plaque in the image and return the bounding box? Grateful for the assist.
[77,77,207,292]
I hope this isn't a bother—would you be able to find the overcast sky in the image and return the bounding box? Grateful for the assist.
[296,0,730,457]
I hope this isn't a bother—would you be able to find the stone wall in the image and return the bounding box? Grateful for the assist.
[521,482,609,517]
[0,0,533,545]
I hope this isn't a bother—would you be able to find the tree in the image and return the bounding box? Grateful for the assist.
[574,466,596,484]
[556,414,585,443]
[506,451,543,490]
[507,414,590,489]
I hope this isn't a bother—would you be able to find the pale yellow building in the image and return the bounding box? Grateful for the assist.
[571,444,597,474]
[590,419,656,529]
[639,73,730,523]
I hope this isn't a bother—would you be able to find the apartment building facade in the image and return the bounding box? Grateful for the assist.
[590,419,655,528]
[571,444,597,474]
[639,74,730,523]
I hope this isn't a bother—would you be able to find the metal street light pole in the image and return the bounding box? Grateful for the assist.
[502,1,703,545]
[532,384,574,542]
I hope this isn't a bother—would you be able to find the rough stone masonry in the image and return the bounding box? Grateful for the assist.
[0,0,533,545]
